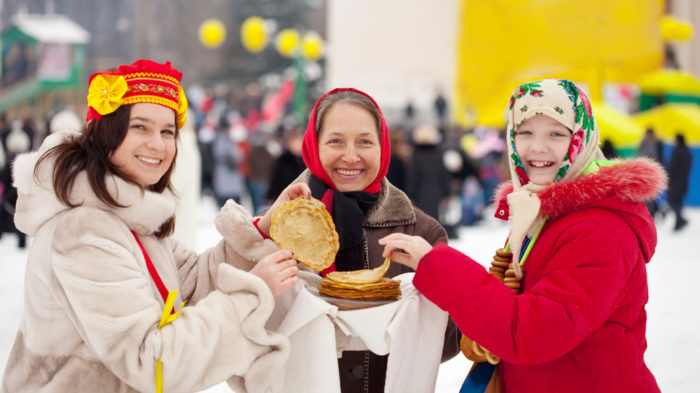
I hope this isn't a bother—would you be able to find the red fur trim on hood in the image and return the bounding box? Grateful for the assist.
[493,158,667,220]
[494,182,514,205]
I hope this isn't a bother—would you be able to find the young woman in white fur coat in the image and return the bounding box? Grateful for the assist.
[1,59,308,393]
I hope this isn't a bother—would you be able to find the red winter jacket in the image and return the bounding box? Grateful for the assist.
[414,159,664,393]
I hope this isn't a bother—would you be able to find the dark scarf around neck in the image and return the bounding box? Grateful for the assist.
[309,175,378,272]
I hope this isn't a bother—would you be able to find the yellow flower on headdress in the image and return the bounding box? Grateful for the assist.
[176,85,188,129]
[87,74,128,116]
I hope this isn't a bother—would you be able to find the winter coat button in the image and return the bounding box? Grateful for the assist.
[350,365,365,379]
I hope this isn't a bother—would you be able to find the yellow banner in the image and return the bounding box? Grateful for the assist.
[454,0,665,127]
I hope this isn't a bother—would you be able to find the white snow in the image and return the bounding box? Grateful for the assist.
[1,195,698,392]
[12,14,91,44]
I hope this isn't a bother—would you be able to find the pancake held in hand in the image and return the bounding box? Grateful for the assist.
[270,197,339,271]
[326,256,391,284]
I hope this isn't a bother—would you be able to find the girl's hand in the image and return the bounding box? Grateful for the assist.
[250,250,298,297]
[378,233,434,271]
[257,183,312,236]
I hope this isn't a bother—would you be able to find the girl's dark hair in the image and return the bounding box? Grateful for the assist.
[34,104,179,238]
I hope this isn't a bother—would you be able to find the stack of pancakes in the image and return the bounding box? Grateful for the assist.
[318,276,401,301]
[270,197,401,302]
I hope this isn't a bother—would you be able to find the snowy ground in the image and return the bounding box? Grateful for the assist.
[1,195,698,392]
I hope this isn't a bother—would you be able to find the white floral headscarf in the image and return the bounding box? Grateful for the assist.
[505,79,605,277]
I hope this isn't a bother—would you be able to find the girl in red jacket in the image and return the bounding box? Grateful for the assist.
[380,79,663,393]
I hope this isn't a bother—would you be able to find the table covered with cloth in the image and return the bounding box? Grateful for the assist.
[264,271,449,393]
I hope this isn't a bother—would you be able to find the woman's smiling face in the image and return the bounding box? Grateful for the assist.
[110,103,177,186]
[514,114,572,186]
[317,102,381,192]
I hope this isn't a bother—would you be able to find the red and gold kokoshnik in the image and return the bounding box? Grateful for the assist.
[121,73,180,112]
[85,59,188,128]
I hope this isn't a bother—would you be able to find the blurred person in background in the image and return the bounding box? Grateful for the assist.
[0,114,9,142]
[637,128,664,163]
[408,123,451,222]
[386,128,409,192]
[49,108,83,134]
[443,125,482,230]
[247,130,276,214]
[196,111,217,196]
[380,79,663,393]
[668,133,692,231]
[1,59,310,393]
[171,109,202,250]
[0,119,5,240]
[265,126,306,203]
[637,128,665,218]
[471,127,507,207]
[254,88,460,392]
[1,117,33,159]
[601,138,619,159]
[403,99,416,133]
[211,115,246,208]
[434,89,448,132]
[0,119,32,248]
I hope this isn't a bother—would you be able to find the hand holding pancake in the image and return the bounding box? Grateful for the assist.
[379,233,433,271]
[270,197,339,271]
[250,250,299,297]
[258,183,312,236]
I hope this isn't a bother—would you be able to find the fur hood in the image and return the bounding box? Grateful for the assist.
[494,158,666,221]
[12,131,176,236]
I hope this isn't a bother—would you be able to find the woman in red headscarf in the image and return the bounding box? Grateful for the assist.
[255,87,460,392]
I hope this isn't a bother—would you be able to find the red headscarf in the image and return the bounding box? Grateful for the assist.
[301,87,391,194]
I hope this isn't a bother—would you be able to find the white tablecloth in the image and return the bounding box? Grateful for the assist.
[265,271,449,393]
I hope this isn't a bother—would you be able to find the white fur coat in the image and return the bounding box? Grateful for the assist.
[2,132,288,393]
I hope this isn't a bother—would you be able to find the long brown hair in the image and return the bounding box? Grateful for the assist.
[34,104,179,237]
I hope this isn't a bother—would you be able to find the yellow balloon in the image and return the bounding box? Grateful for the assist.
[302,32,324,61]
[276,29,300,58]
[241,16,268,53]
[660,15,694,43]
[199,19,226,49]
[676,22,694,42]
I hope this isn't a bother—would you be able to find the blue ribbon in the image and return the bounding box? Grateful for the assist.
[459,362,497,393]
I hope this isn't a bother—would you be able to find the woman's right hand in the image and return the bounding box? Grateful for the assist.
[378,233,434,271]
[257,183,312,236]
[250,250,298,297]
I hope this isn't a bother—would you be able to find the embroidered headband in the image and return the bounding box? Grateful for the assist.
[85,59,188,129]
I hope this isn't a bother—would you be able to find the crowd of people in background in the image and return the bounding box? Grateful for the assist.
[0,83,695,250]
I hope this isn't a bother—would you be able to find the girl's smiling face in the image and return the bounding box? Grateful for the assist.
[317,102,381,192]
[514,114,572,186]
[110,103,177,186]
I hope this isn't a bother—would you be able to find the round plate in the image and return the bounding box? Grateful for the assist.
[319,296,395,311]
[308,285,396,310]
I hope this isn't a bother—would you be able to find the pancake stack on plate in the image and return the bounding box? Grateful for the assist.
[270,197,400,302]
[318,257,401,301]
